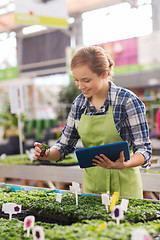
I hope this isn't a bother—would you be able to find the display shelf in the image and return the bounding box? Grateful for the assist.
[0,164,160,193]
[141,172,160,192]
[151,138,160,149]
[0,165,84,184]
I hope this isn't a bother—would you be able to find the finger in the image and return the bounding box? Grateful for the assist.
[99,154,113,164]
[95,155,108,161]
[33,145,42,159]
[92,162,98,166]
[99,154,108,158]
[92,157,103,164]
[93,156,106,165]
[34,142,42,147]
[33,151,40,159]
[92,157,108,168]
[35,146,42,154]
[119,151,125,162]
[92,160,103,167]
[33,154,38,159]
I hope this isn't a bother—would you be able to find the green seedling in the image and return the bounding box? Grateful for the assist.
[40,143,49,157]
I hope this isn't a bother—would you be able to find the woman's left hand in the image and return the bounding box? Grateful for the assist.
[92,151,126,170]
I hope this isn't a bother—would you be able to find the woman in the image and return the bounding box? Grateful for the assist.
[34,46,152,198]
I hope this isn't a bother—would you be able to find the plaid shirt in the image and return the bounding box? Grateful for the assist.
[52,81,152,167]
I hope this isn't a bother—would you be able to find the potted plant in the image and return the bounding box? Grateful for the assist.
[40,143,49,157]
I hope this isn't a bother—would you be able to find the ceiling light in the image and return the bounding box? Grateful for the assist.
[22,25,47,35]
[0,0,10,8]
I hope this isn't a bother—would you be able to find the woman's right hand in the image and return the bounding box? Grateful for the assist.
[33,142,50,160]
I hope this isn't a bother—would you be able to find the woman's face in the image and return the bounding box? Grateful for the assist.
[72,65,107,98]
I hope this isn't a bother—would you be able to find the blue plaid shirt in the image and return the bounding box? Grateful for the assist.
[52,81,152,167]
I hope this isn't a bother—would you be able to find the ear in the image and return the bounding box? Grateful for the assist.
[102,71,108,79]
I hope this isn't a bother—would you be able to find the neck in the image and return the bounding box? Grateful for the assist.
[92,81,110,101]
[90,81,110,111]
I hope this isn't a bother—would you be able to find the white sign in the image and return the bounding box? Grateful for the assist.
[112,205,124,226]
[101,193,110,212]
[2,202,21,221]
[33,226,45,240]
[69,182,81,205]
[15,0,68,28]
[69,182,81,194]
[121,198,129,212]
[131,228,153,240]
[24,215,35,237]
[101,194,110,205]
[9,85,24,114]
[56,193,62,203]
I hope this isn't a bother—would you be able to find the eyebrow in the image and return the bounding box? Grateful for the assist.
[73,76,91,81]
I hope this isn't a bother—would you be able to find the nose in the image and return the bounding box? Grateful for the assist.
[78,82,85,90]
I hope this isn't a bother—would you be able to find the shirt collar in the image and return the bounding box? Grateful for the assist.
[80,95,90,110]
[105,80,118,106]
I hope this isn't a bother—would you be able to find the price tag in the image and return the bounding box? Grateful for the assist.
[69,182,81,193]
[56,193,62,203]
[33,226,45,240]
[2,202,21,221]
[101,193,110,212]
[69,182,81,205]
[112,205,124,226]
[110,194,117,211]
[121,198,129,212]
[110,192,119,211]
[24,215,35,237]
[114,192,119,201]
[131,228,153,240]
[9,85,24,114]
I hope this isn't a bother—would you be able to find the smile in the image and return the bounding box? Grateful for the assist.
[82,90,90,94]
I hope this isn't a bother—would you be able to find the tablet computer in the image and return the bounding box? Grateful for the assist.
[75,141,130,169]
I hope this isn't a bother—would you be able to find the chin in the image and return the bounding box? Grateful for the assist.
[83,91,91,97]
[83,93,91,98]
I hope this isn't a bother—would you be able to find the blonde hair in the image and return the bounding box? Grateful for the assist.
[71,46,115,77]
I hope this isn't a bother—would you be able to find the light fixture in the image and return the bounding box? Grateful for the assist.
[148,78,160,86]
[0,0,10,8]
[22,25,47,35]
[0,0,15,15]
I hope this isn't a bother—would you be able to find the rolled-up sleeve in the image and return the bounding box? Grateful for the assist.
[125,96,152,168]
[51,102,80,161]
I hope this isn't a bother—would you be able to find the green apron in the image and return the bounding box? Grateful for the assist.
[77,105,143,198]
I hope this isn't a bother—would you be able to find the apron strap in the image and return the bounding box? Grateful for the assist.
[84,108,87,115]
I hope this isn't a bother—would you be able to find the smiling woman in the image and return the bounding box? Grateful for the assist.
[34,45,152,198]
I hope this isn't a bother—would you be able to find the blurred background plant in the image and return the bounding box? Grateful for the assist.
[58,78,81,104]
[58,78,81,121]
[0,103,26,139]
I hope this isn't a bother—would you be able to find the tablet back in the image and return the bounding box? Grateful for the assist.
[75,141,130,168]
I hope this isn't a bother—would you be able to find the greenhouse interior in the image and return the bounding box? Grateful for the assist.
[0,0,160,239]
